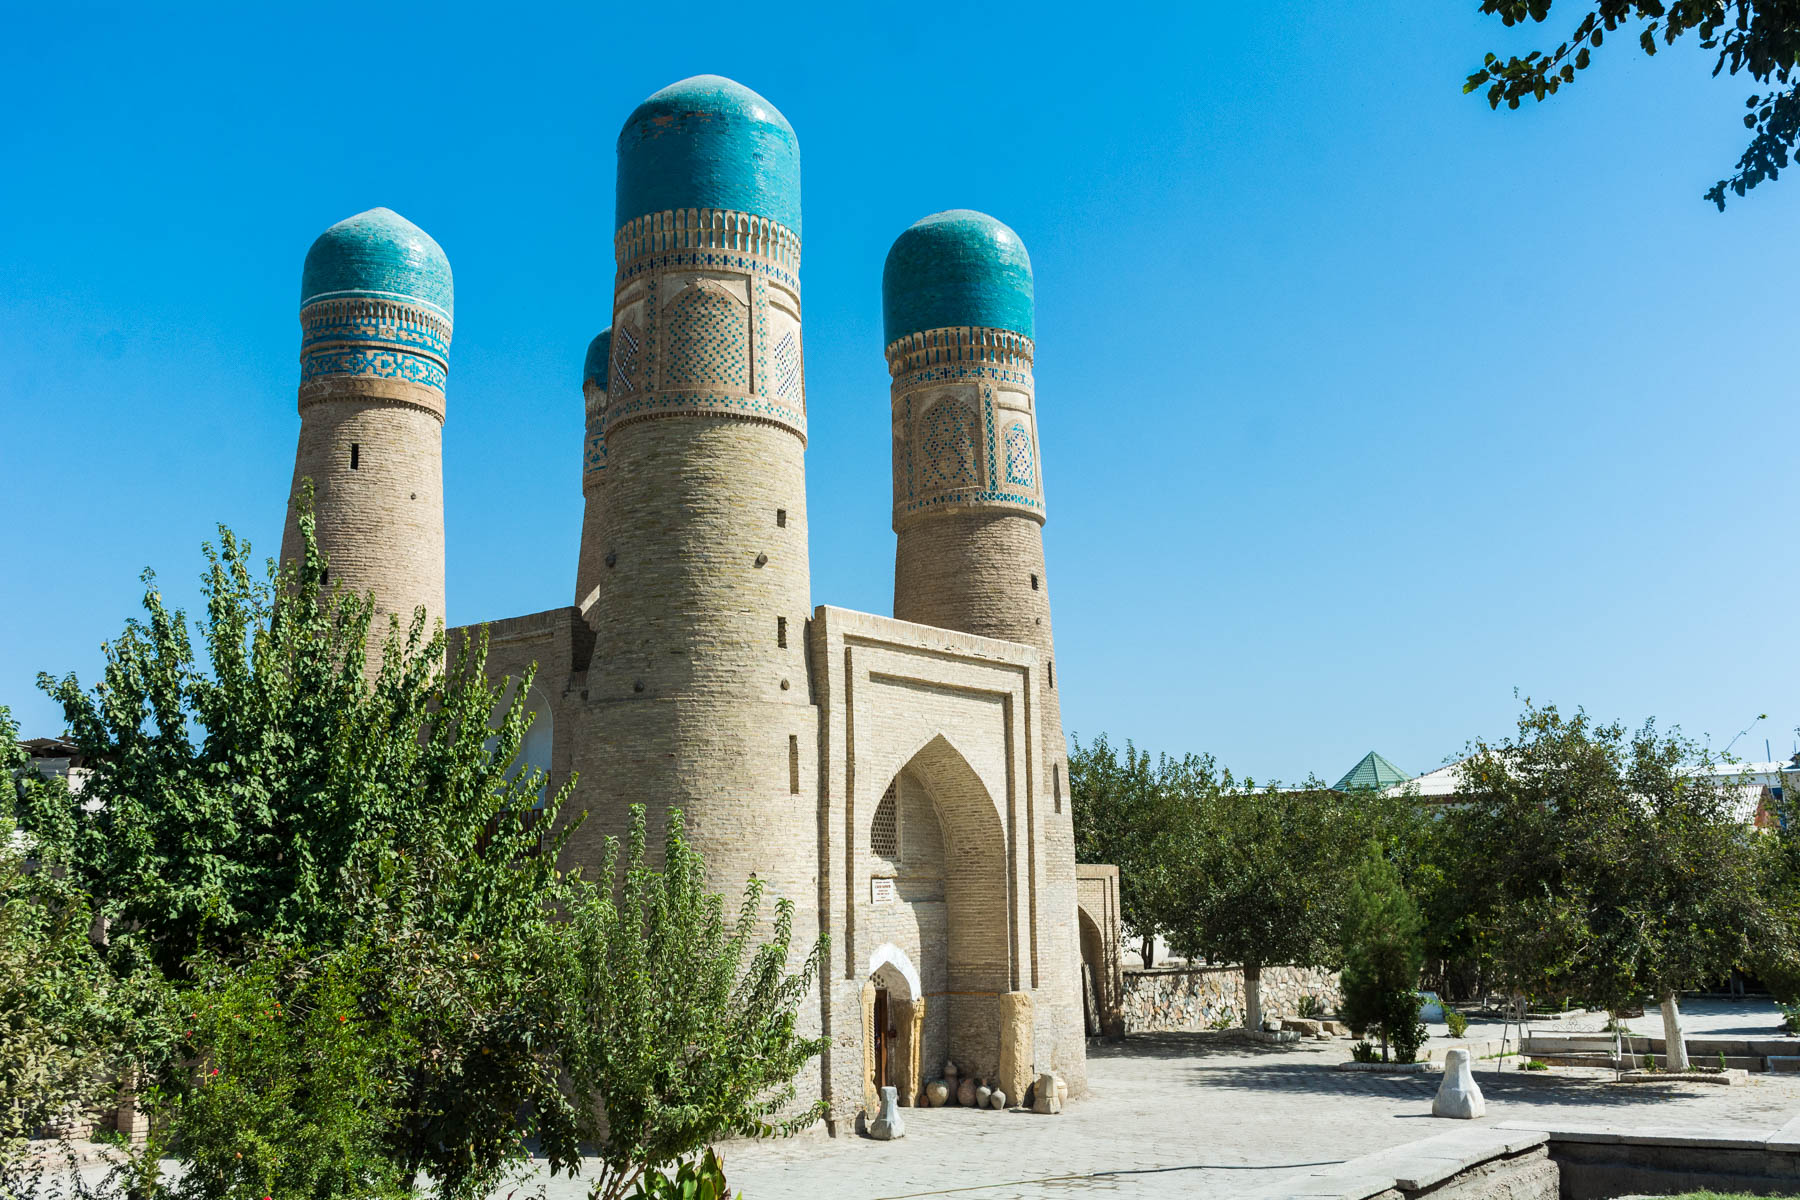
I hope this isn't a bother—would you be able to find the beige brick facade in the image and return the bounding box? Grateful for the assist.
[295,78,1090,1131]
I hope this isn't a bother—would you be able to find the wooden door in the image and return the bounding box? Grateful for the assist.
[873,988,890,1091]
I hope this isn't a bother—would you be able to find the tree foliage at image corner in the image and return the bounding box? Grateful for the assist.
[1467,1,1800,207]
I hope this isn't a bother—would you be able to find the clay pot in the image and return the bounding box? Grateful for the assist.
[957,1077,977,1107]
[989,1089,1007,1110]
[975,1085,992,1108]
[926,1080,949,1107]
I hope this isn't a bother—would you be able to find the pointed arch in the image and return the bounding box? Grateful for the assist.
[868,942,922,1002]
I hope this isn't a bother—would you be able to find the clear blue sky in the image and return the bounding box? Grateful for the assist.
[4,1,1795,781]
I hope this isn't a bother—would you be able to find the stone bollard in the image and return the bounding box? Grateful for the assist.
[1433,1048,1485,1119]
[869,1085,906,1140]
[1032,1071,1062,1115]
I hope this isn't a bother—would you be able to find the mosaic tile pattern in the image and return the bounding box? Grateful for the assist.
[604,389,804,430]
[300,347,447,391]
[662,283,748,390]
[302,302,449,361]
[603,215,805,441]
[889,324,1043,520]
[299,293,451,399]
[620,249,798,294]
[585,412,607,475]
[612,324,640,394]
[754,277,768,395]
[772,330,799,401]
[920,400,978,490]
[1004,421,1034,487]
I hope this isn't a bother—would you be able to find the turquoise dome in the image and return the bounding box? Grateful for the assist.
[301,208,453,320]
[616,75,799,234]
[882,210,1033,343]
[583,327,612,389]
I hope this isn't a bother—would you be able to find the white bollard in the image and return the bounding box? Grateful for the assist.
[868,1084,906,1140]
[1433,1048,1486,1119]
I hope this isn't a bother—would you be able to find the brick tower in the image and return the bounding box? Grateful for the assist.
[281,207,453,638]
[882,210,1084,1090]
[572,76,816,937]
[574,327,611,612]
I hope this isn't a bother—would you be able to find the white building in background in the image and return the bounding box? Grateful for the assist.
[1385,753,1794,827]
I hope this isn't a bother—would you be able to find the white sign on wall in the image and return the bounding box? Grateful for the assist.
[870,877,897,905]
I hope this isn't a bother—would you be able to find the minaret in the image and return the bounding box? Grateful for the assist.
[882,210,1084,1088]
[573,77,815,927]
[574,327,611,612]
[281,207,453,640]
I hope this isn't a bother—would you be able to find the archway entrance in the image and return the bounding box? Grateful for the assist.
[858,734,1014,1112]
[862,948,923,1112]
[1079,907,1104,1037]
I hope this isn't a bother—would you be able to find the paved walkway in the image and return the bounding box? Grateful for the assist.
[651,998,1798,1199]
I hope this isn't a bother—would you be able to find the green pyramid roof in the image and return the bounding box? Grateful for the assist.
[1333,751,1411,792]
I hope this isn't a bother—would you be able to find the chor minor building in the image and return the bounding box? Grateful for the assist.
[280,74,1120,1128]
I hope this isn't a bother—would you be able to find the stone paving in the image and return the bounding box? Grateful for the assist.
[553,998,1799,1199]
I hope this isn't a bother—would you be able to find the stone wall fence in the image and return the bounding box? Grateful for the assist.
[1120,964,1342,1033]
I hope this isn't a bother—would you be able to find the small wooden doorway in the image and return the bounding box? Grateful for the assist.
[873,987,891,1091]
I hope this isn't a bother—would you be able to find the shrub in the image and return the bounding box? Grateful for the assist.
[626,1149,737,1200]
[1340,855,1427,1063]
[153,945,409,1200]
[1297,994,1324,1019]
[1391,1015,1428,1063]
[1208,1006,1237,1031]
[1444,1009,1469,1038]
[563,806,827,1200]
[1351,1040,1378,1063]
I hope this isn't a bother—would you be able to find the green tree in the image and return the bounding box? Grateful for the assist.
[1751,774,1800,1003]
[1465,1,1800,208]
[1,708,106,1177]
[36,508,587,1198]
[562,805,827,1200]
[1452,702,1763,1065]
[1069,735,1196,967]
[1339,854,1427,1062]
[1164,780,1364,1030]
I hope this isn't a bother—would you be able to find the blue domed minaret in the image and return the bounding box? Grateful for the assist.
[884,210,1085,1094]
[573,75,816,999]
[280,207,453,644]
[575,327,611,610]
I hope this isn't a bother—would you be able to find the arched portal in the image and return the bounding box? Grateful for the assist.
[1078,906,1104,1037]
[858,734,1011,1111]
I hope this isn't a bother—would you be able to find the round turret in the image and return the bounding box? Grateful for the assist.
[573,74,815,1067]
[615,74,799,233]
[281,207,453,659]
[885,208,1082,1093]
[583,328,612,390]
[882,210,1032,345]
[301,207,453,319]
